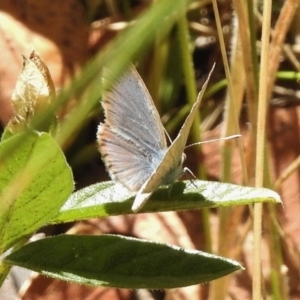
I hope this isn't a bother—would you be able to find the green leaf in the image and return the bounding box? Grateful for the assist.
[50,181,281,224]
[4,234,243,289]
[0,131,74,252]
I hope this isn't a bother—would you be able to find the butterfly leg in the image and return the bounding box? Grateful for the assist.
[183,167,197,188]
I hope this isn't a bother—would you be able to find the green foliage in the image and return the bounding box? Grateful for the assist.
[5,235,242,289]
[50,181,280,224]
[0,122,280,290]
[0,131,74,254]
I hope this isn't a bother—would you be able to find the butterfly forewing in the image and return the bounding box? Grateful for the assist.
[98,66,168,191]
[101,67,167,153]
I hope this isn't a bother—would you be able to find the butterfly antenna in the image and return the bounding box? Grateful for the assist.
[185,134,241,149]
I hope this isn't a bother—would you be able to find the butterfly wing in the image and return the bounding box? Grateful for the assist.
[98,66,168,191]
[132,65,215,211]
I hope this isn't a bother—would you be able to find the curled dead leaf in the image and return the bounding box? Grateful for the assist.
[8,50,56,134]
